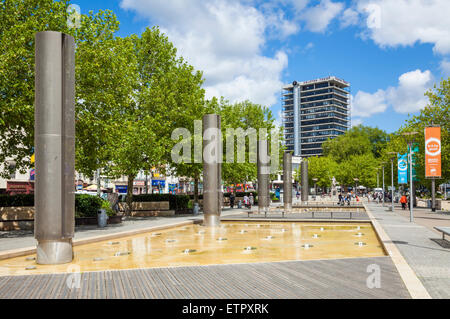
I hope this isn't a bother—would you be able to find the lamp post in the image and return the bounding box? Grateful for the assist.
[312,178,318,201]
[353,178,359,197]
[402,131,418,222]
[380,163,386,207]
[377,170,379,189]
[388,152,396,212]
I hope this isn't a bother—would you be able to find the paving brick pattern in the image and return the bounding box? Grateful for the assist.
[367,203,450,299]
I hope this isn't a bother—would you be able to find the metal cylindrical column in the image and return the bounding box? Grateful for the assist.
[431,178,436,212]
[202,114,222,227]
[391,158,394,212]
[283,152,292,212]
[257,139,270,213]
[35,31,75,264]
[301,160,308,202]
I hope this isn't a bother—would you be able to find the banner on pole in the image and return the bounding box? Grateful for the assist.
[425,127,441,178]
[398,153,408,184]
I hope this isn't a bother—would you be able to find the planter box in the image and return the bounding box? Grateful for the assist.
[75,217,97,226]
[0,207,34,220]
[175,209,194,215]
[108,215,122,224]
[436,200,450,211]
[0,220,33,231]
[75,216,123,225]
[132,201,170,211]
[130,210,175,217]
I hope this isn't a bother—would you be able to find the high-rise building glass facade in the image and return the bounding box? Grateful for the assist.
[282,76,350,157]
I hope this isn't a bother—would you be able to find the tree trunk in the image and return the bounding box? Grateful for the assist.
[126,174,135,215]
[194,176,199,204]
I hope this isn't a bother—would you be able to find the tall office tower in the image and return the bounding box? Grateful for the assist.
[282,76,350,157]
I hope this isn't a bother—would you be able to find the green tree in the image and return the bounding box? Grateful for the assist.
[0,0,72,177]
[75,14,136,178]
[304,156,338,189]
[385,78,449,191]
[219,99,277,191]
[107,27,206,211]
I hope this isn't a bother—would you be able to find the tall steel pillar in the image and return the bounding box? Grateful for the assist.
[202,114,222,227]
[257,138,270,214]
[301,160,309,202]
[34,31,75,264]
[283,152,292,213]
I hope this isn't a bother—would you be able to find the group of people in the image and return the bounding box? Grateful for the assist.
[229,193,254,209]
[338,193,352,206]
[372,191,393,203]
[399,193,410,210]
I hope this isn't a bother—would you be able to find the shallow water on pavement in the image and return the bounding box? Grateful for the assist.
[0,221,386,276]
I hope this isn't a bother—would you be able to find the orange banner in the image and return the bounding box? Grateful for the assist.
[425,127,441,178]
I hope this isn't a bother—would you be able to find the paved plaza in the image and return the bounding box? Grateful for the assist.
[366,203,450,299]
[0,203,449,299]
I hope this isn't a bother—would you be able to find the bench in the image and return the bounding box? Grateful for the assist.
[434,227,450,240]
[310,211,355,219]
[130,201,175,217]
[247,209,285,218]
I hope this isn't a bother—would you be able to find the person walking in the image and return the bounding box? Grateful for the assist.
[243,195,249,209]
[400,194,407,210]
[249,193,254,209]
[296,190,300,200]
[230,193,235,209]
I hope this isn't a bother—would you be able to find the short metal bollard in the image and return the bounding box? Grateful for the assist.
[193,203,199,215]
[97,209,108,228]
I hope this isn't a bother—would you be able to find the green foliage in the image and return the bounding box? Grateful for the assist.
[270,192,279,201]
[0,1,122,178]
[101,200,115,217]
[0,194,34,207]
[307,125,389,189]
[74,194,103,218]
[302,156,338,188]
[219,99,278,186]
[0,0,71,177]
[322,125,388,162]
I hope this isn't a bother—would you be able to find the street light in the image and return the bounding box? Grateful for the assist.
[402,131,418,222]
[380,163,386,207]
[387,152,397,212]
[353,178,359,196]
[377,168,380,189]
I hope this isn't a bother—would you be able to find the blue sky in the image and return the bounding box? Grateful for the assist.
[71,0,450,133]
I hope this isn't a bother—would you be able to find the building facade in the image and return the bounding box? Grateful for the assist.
[282,76,350,157]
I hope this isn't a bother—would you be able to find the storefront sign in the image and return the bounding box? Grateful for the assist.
[152,180,165,187]
[115,185,128,194]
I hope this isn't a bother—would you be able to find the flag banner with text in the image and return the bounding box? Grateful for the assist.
[398,153,408,184]
[425,126,441,178]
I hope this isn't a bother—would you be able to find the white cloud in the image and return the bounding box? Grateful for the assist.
[299,0,344,33]
[351,118,363,127]
[340,8,359,28]
[352,89,388,118]
[120,0,293,106]
[386,69,433,113]
[355,0,450,55]
[440,59,450,76]
[351,69,433,117]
